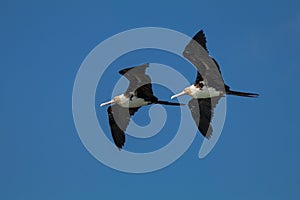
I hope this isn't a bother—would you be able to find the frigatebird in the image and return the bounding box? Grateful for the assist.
[100,63,182,149]
[171,30,259,139]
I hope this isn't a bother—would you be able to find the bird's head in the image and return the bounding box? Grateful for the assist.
[100,96,120,107]
[171,87,191,99]
[198,81,205,88]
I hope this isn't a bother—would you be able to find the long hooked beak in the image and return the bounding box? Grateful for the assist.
[100,99,115,107]
[171,91,188,99]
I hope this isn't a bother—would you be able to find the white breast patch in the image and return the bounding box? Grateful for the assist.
[190,85,221,98]
[118,95,150,108]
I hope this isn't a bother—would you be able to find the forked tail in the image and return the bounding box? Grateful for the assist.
[227,90,259,98]
[156,100,185,106]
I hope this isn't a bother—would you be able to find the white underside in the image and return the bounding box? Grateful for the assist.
[190,85,221,98]
[118,94,150,108]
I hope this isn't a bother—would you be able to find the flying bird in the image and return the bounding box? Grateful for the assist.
[171,30,259,139]
[100,63,183,149]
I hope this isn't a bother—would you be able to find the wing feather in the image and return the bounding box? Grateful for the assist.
[119,63,157,102]
[188,97,220,139]
[183,30,225,91]
[107,105,140,149]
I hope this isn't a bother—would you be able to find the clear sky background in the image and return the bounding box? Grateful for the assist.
[1,0,300,199]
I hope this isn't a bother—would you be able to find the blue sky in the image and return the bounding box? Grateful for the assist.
[1,0,300,199]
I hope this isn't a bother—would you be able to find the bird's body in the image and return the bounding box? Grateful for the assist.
[171,29,259,139]
[178,84,223,99]
[112,94,151,108]
[100,63,182,149]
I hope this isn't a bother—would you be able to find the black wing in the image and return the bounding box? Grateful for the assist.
[183,30,225,91]
[107,105,140,149]
[188,97,221,139]
[119,63,158,102]
[192,29,208,53]
[192,30,207,85]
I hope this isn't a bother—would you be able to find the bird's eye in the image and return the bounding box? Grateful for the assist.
[199,81,205,87]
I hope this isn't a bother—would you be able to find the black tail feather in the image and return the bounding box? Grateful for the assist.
[156,100,185,106]
[227,90,259,98]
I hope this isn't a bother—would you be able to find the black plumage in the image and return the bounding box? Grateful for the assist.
[104,63,182,149]
[107,105,140,149]
[188,97,219,139]
[183,30,258,138]
[184,30,225,91]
